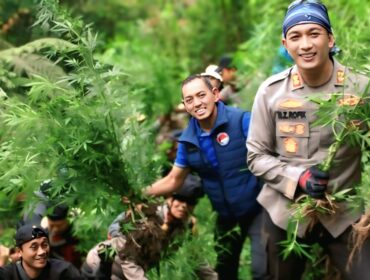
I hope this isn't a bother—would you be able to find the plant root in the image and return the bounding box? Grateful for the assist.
[347,212,370,271]
[293,193,339,231]
[323,254,342,280]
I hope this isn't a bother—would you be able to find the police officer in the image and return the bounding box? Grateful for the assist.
[247,1,370,279]
[146,74,267,280]
[0,224,81,280]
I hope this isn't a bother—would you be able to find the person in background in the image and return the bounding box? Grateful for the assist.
[107,173,203,240]
[8,248,21,265]
[146,74,267,280]
[201,64,223,91]
[15,179,83,270]
[43,204,83,269]
[247,1,370,279]
[21,180,52,228]
[216,55,240,105]
[271,44,294,75]
[81,183,217,280]
[0,224,81,279]
[0,247,21,267]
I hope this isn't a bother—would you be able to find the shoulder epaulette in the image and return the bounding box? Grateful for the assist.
[263,67,292,87]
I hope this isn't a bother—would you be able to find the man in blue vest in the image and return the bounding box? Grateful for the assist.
[146,74,267,280]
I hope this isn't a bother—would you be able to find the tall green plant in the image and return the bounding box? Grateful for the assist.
[0,0,164,250]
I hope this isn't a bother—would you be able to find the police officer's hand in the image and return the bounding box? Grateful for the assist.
[298,166,329,199]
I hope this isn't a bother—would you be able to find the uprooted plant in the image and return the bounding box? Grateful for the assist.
[281,82,370,264]
[0,0,165,250]
[347,158,370,269]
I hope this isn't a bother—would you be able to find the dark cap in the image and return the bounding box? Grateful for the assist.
[172,174,204,206]
[47,204,69,221]
[15,225,48,247]
[217,55,235,72]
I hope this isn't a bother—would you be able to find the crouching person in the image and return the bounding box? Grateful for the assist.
[0,224,82,280]
[81,183,218,280]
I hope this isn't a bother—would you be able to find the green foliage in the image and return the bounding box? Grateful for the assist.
[0,38,75,94]
[0,1,39,46]
[147,197,218,280]
[280,220,314,261]
[1,0,369,278]
[311,88,370,171]
[0,0,164,250]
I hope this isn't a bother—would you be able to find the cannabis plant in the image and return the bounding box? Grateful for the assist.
[281,85,370,273]
[0,0,164,250]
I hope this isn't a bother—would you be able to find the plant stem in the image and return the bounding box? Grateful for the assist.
[320,126,348,172]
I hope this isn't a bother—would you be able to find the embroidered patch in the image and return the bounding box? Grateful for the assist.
[292,73,302,88]
[279,99,303,109]
[336,70,345,84]
[278,123,306,135]
[279,124,295,134]
[216,132,230,146]
[338,94,362,106]
[284,138,298,153]
[295,124,305,135]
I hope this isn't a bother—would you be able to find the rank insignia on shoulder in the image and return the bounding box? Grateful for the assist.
[336,70,345,85]
[292,73,302,89]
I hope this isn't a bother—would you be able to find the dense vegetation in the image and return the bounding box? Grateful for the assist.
[1,0,369,278]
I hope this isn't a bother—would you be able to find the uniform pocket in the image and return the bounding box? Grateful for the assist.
[276,121,309,158]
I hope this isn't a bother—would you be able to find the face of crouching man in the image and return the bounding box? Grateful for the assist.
[167,198,193,221]
[16,225,50,279]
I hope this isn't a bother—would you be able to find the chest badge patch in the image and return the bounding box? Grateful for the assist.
[284,137,298,153]
[216,132,230,146]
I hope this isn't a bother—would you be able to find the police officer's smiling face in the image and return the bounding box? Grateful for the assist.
[20,237,49,271]
[182,78,219,126]
[282,23,335,71]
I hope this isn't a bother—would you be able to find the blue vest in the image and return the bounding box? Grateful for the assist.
[179,104,261,218]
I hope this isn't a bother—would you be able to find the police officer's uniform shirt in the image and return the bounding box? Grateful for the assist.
[247,59,369,238]
[175,110,251,169]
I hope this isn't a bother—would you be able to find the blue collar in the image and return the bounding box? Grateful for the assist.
[179,102,229,147]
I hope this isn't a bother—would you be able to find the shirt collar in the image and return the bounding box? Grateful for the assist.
[179,101,229,147]
[194,101,228,136]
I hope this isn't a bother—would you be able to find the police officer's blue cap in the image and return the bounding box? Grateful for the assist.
[282,0,332,38]
[15,225,48,247]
